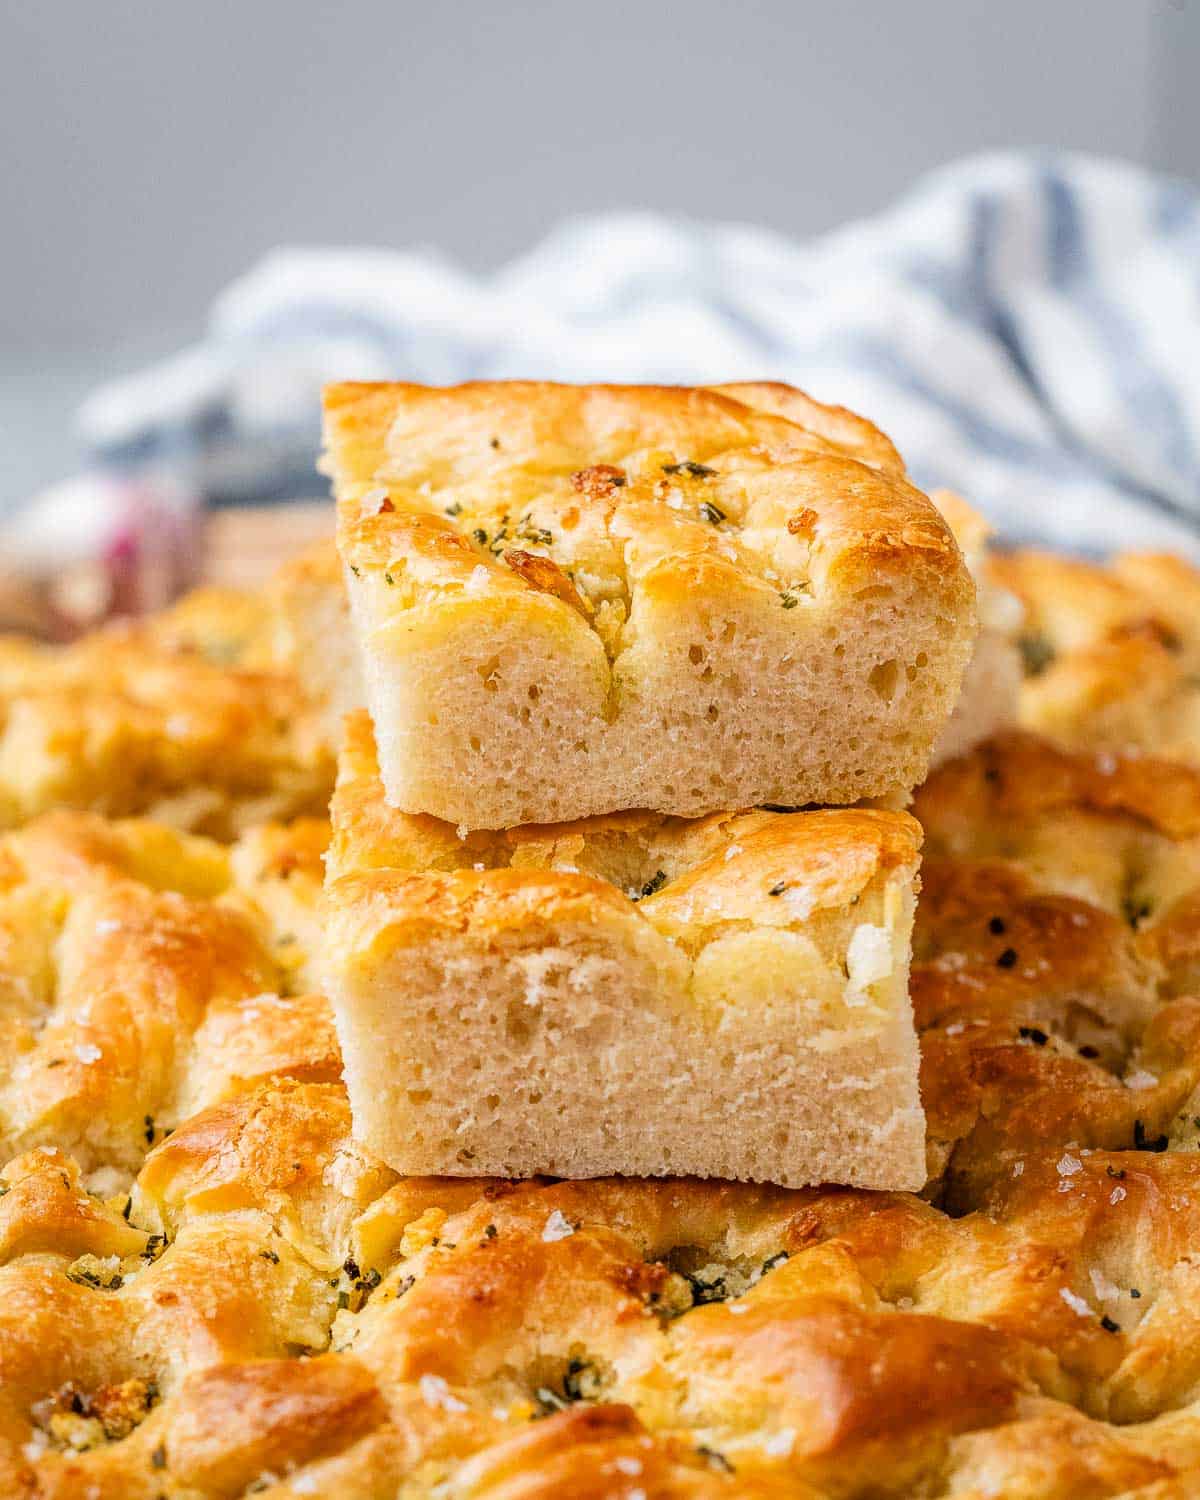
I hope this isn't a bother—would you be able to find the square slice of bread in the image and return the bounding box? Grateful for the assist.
[321,711,927,1189]
[324,381,976,828]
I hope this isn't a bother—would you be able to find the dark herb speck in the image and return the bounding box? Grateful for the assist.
[1134,1119,1168,1152]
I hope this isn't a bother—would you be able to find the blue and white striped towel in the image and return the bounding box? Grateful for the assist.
[80,150,1200,557]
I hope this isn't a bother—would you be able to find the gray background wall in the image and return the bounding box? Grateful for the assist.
[2,0,1197,501]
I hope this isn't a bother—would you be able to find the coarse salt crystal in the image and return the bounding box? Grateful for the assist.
[1124,1069,1158,1091]
[1057,1153,1082,1176]
[1110,1185,1128,1205]
[1059,1286,1093,1318]
[73,1042,101,1065]
[845,923,892,1004]
[542,1209,576,1242]
[1089,1266,1123,1301]
[418,1373,468,1413]
[763,1428,796,1457]
[22,1430,49,1460]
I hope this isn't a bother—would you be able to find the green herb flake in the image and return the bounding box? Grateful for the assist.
[1134,1119,1169,1152]
[562,1358,598,1402]
[633,870,668,901]
[663,460,717,479]
[1018,633,1056,677]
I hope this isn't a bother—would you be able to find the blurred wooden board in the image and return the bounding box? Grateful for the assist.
[202,502,334,588]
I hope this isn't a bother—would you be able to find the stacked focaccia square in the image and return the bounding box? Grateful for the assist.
[318,381,979,1190]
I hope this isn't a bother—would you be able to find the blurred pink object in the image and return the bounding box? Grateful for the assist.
[0,469,202,639]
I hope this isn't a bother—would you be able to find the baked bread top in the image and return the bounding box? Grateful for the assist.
[1,725,1200,1491]
[993,548,1200,765]
[326,710,921,907]
[913,729,1200,1206]
[708,379,906,476]
[0,610,333,839]
[0,809,335,1176]
[325,381,975,826]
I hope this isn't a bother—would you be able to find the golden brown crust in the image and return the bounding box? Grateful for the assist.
[0,810,338,1174]
[328,714,922,938]
[915,727,1200,843]
[326,381,975,826]
[993,548,1200,767]
[912,729,1200,1205]
[6,769,1200,1491]
[708,379,907,476]
[12,516,1200,1491]
[328,382,962,595]
[0,613,334,839]
[8,1129,1200,1496]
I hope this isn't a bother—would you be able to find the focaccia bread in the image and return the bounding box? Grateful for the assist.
[324,381,975,827]
[322,713,926,1188]
[992,548,1200,765]
[913,728,1200,1206]
[8,749,1200,1493]
[0,605,334,839]
[9,1076,1200,1496]
[267,536,361,746]
[0,808,336,1175]
[922,490,1023,764]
